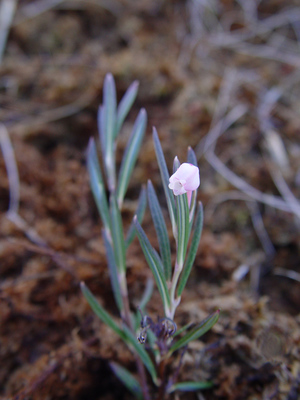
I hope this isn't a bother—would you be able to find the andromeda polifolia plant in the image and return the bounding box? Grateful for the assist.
[81,74,220,400]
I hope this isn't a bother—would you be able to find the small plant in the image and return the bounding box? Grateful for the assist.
[81,74,220,400]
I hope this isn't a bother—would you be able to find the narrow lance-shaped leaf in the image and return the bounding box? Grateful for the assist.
[147,180,172,281]
[167,381,213,393]
[117,109,147,206]
[177,202,204,296]
[103,73,117,190]
[176,193,189,268]
[168,310,220,355]
[81,282,157,385]
[187,146,198,167]
[110,194,126,274]
[122,324,158,385]
[145,329,159,359]
[103,73,117,152]
[134,217,171,312]
[110,362,143,400]
[115,81,139,138]
[173,156,180,174]
[87,138,110,234]
[133,278,154,331]
[152,128,176,232]
[138,278,154,312]
[188,190,197,225]
[173,321,194,337]
[98,105,106,160]
[80,282,125,338]
[102,229,123,312]
[187,147,198,224]
[125,186,147,249]
[186,148,199,223]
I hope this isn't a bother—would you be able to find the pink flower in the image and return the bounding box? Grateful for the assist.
[168,163,200,197]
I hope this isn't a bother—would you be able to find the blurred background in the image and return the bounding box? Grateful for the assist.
[0,1,299,399]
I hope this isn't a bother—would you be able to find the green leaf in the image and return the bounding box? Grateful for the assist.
[173,321,194,337]
[173,156,180,173]
[147,180,172,281]
[125,186,147,249]
[134,217,171,312]
[146,329,159,359]
[134,218,164,276]
[98,105,106,157]
[176,193,189,268]
[110,194,126,274]
[133,278,153,331]
[117,109,147,206]
[168,310,220,355]
[139,278,154,312]
[103,73,117,151]
[110,362,143,400]
[102,229,123,312]
[187,146,198,167]
[168,381,213,393]
[115,81,139,138]
[81,282,158,385]
[122,324,158,385]
[81,282,124,338]
[152,128,176,233]
[177,202,204,296]
[188,190,197,225]
[103,73,117,190]
[87,138,110,233]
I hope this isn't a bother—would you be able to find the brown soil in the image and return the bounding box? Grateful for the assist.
[0,1,299,399]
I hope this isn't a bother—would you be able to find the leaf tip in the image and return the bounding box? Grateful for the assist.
[87,136,94,150]
[140,108,147,117]
[152,126,158,137]
[105,72,113,82]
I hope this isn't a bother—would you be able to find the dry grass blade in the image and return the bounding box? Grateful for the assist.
[13,0,122,25]
[0,123,47,246]
[246,201,275,257]
[205,151,292,213]
[268,164,300,221]
[196,104,247,158]
[12,88,98,136]
[205,191,275,257]
[0,123,80,278]
[0,0,17,64]
[0,122,19,214]
[273,268,300,283]
[13,0,64,23]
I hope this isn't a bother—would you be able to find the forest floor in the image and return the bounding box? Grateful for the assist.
[0,1,299,399]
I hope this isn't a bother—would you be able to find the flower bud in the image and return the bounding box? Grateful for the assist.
[168,163,200,196]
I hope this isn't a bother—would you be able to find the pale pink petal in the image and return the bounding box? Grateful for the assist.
[172,163,194,181]
[168,179,186,195]
[184,168,200,191]
[169,162,200,196]
[169,174,179,185]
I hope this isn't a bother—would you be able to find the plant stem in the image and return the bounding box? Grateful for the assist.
[137,356,151,400]
[168,261,182,319]
[121,283,151,400]
[156,359,167,400]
